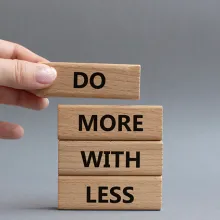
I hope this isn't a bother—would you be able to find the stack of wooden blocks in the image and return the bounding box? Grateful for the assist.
[36,62,163,210]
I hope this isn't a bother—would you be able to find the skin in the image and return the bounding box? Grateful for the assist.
[0,39,57,139]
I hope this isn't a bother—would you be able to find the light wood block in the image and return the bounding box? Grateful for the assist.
[58,105,163,141]
[33,62,140,99]
[58,176,162,210]
[58,141,163,176]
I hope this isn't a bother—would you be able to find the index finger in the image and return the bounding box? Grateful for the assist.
[0,39,48,63]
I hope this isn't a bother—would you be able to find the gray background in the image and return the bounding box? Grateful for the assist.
[0,0,220,219]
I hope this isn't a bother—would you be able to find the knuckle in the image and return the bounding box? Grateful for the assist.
[13,60,27,86]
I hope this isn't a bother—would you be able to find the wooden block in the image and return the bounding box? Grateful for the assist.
[58,176,162,210]
[58,141,163,176]
[58,105,163,141]
[33,62,140,99]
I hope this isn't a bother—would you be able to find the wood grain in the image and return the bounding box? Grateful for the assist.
[58,176,162,210]
[33,62,140,99]
[58,105,163,141]
[58,141,163,176]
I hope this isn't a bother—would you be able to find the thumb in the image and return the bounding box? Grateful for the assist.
[0,58,57,90]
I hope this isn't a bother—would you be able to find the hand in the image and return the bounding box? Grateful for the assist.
[0,39,57,139]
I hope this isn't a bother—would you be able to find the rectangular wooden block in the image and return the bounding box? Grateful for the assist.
[58,176,162,210]
[58,141,163,176]
[58,105,163,141]
[33,62,140,99]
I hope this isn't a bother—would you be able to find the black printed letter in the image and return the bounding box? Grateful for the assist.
[79,115,97,131]
[90,72,106,89]
[123,186,134,203]
[126,151,140,168]
[133,115,143,131]
[74,72,88,88]
[118,115,131,131]
[81,151,103,167]
[86,186,96,203]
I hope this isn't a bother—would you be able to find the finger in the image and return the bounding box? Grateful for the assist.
[0,121,24,139]
[0,86,49,110]
[0,58,57,90]
[0,39,48,62]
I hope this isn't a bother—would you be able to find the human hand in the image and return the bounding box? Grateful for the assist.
[0,39,57,139]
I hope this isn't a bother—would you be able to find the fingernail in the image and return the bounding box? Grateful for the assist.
[38,98,49,110]
[35,66,57,84]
